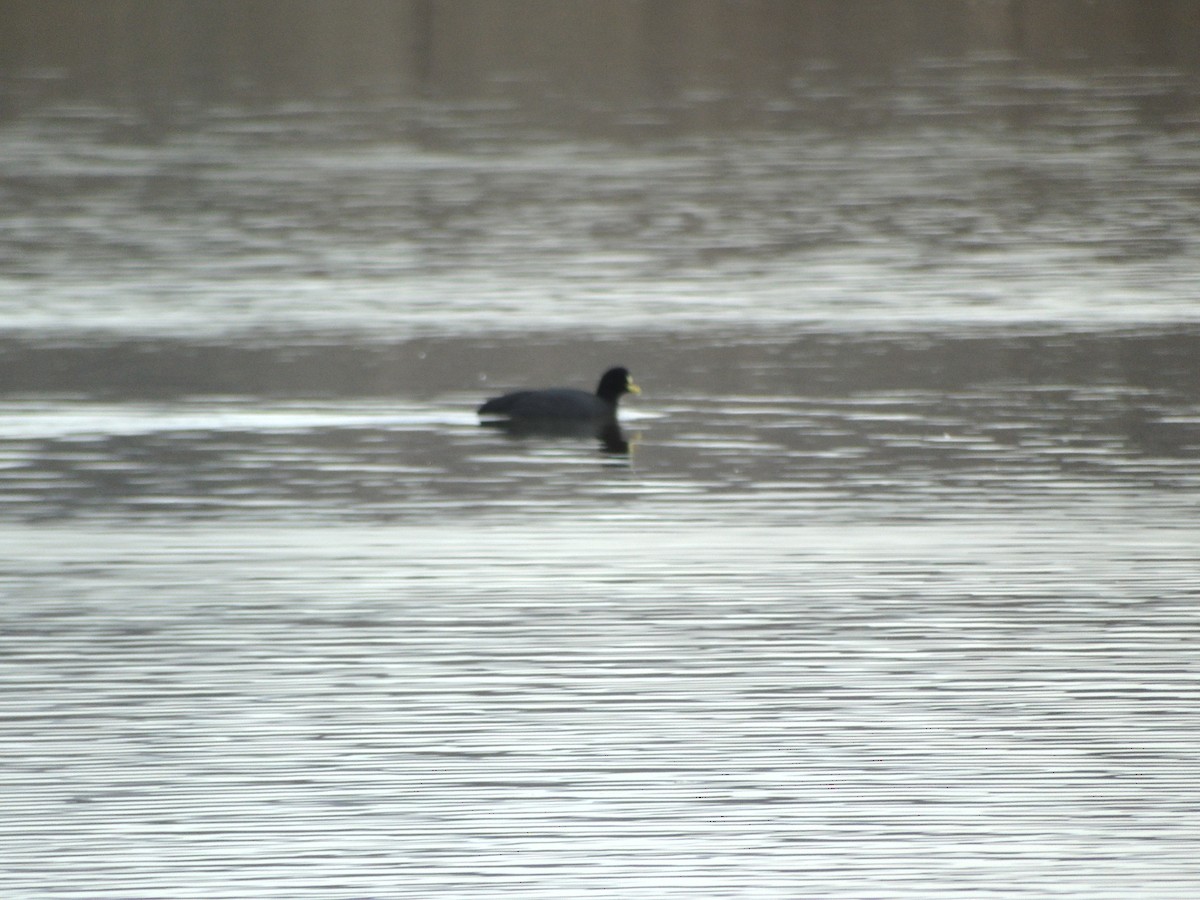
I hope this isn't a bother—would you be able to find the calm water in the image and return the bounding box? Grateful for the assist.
[3,14,1200,897]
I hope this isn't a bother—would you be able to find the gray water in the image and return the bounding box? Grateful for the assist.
[3,9,1200,897]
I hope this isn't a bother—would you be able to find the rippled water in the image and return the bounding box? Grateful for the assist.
[4,82,1200,338]
[3,61,1200,899]
[4,516,1199,898]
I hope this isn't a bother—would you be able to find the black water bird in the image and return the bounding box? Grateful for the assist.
[477,367,640,422]
[477,367,640,454]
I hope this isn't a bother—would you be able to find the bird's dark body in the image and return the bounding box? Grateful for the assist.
[477,368,639,422]
[478,388,610,420]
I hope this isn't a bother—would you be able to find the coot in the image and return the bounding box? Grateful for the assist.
[478,367,640,421]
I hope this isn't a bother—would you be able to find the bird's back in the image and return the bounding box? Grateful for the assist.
[478,388,608,420]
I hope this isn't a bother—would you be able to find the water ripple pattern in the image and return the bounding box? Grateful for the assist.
[2,522,1198,899]
[3,49,1200,900]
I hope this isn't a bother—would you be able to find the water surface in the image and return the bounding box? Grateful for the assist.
[2,9,1200,897]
